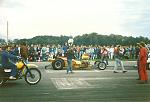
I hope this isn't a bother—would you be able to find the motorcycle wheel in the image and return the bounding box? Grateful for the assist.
[98,62,106,70]
[25,68,41,85]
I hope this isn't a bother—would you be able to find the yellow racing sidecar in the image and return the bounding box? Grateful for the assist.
[46,54,90,70]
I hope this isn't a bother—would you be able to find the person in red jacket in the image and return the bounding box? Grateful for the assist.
[139,42,148,84]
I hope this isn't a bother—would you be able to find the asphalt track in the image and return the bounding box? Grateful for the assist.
[0,61,150,102]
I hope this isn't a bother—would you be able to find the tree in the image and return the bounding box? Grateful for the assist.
[0,38,5,44]
[14,33,150,46]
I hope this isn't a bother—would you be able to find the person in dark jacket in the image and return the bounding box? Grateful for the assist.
[66,47,75,74]
[1,45,19,79]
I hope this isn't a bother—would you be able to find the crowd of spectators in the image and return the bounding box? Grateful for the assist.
[7,43,144,62]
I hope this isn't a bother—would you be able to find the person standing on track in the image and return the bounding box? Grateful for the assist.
[66,47,75,74]
[138,42,148,84]
[113,45,127,73]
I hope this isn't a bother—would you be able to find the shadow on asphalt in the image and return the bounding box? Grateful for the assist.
[0,81,21,88]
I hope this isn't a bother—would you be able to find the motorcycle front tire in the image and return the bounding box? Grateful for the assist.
[25,68,41,85]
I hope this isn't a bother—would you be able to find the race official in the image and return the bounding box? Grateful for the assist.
[138,42,148,84]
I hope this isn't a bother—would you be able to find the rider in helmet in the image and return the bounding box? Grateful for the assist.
[1,45,19,79]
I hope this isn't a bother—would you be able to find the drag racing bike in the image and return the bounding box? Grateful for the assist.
[0,58,41,86]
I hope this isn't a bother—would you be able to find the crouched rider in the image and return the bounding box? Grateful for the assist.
[1,45,19,79]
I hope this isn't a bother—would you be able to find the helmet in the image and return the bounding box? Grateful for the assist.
[16,61,24,69]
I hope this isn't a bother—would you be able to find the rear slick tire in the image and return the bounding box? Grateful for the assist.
[52,59,64,70]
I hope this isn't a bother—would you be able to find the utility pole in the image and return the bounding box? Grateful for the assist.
[7,21,8,44]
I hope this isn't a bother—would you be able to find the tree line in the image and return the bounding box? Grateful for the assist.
[1,32,150,46]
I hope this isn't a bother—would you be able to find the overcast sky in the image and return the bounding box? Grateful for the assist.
[0,0,150,40]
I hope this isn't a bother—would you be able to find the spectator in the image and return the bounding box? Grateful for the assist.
[63,43,68,57]
[109,45,114,59]
[41,45,47,61]
[20,42,29,63]
[28,44,35,61]
[135,44,140,59]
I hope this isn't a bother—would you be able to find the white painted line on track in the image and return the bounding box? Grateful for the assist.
[51,78,93,89]
[45,69,138,73]
[51,77,139,90]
